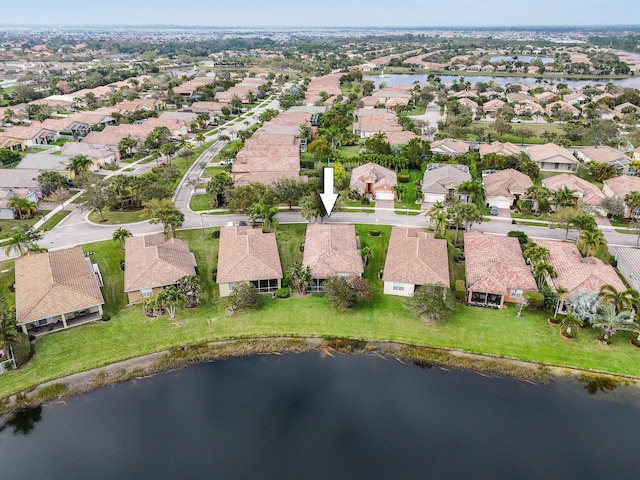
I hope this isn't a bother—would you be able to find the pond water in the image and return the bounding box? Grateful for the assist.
[1,352,640,480]
[489,55,554,64]
[366,73,640,89]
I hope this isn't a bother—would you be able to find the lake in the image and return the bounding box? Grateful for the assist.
[1,352,640,480]
[489,55,554,64]
[366,73,640,89]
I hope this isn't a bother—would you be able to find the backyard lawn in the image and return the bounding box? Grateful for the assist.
[1,224,640,400]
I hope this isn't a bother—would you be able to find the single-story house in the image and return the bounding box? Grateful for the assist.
[602,175,640,218]
[15,153,71,177]
[60,142,119,166]
[482,99,505,118]
[526,143,579,172]
[611,247,640,293]
[483,168,533,209]
[541,173,605,207]
[536,239,626,296]
[15,247,105,335]
[302,223,363,292]
[124,233,197,304]
[464,231,537,308]
[479,141,521,159]
[421,164,471,204]
[349,162,397,200]
[574,146,631,174]
[216,226,283,297]
[382,227,449,296]
[430,138,470,156]
[0,187,40,219]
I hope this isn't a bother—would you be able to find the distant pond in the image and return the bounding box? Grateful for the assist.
[366,73,640,89]
[1,352,640,480]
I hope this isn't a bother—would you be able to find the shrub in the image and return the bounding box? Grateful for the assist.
[211,229,221,239]
[11,332,34,367]
[454,280,467,301]
[523,291,544,309]
[276,287,290,299]
[36,383,68,399]
[102,313,111,322]
[360,197,370,205]
[324,275,373,310]
[368,230,381,237]
[229,282,262,310]
[397,173,410,183]
[404,284,457,322]
[300,159,316,169]
[507,230,529,245]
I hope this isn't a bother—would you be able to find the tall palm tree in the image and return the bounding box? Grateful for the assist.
[591,303,637,341]
[551,186,577,211]
[599,284,640,313]
[7,197,37,220]
[526,185,551,213]
[392,183,407,202]
[0,298,17,360]
[522,245,550,265]
[4,226,42,257]
[361,245,373,267]
[625,191,640,219]
[112,228,132,250]
[67,155,94,177]
[532,261,557,288]
[577,228,606,257]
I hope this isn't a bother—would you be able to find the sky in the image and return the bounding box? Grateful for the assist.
[1,0,639,27]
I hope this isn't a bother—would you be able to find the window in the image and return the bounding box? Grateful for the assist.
[554,162,560,170]
[392,283,405,292]
[140,287,153,298]
[510,288,523,298]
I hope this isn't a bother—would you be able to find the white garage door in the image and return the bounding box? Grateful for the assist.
[489,199,511,209]
[376,191,394,200]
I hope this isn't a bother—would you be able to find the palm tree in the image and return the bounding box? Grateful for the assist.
[526,185,551,213]
[532,261,557,288]
[4,227,42,257]
[591,303,637,341]
[577,228,606,257]
[157,285,183,320]
[551,186,577,211]
[565,289,602,325]
[112,228,132,249]
[522,245,550,265]
[458,179,486,207]
[559,311,584,338]
[67,155,93,178]
[599,284,640,313]
[0,298,17,360]
[7,197,37,220]
[177,276,202,308]
[392,183,407,202]
[195,132,205,145]
[361,245,373,267]
[625,191,640,219]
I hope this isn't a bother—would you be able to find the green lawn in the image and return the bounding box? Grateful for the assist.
[88,209,147,224]
[394,170,422,210]
[202,166,229,178]
[0,216,41,239]
[337,145,362,158]
[41,210,71,231]
[2,224,640,399]
[190,194,215,212]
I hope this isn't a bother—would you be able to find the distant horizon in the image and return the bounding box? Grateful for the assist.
[1,0,638,29]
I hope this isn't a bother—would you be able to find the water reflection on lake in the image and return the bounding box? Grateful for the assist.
[1,352,639,480]
[366,73,640,89]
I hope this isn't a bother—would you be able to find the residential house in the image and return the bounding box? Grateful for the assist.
[430,138,470,156]
[479,141,521,159]
[4,124,57,146]
[545,100,580,118]
[602,175,640,218]
[483,168,533,209]
[382,227,449,296]
[611,247,640,293]
[574,146,631,174]
[0,134,25,151]
[536,240,625,299]
[464,231,537,308]
[60,142,119,167]
[302,223,363,292]
[15,153,71,177]
[542,173,605,207]
[385,131,419,146]
[124,233,197,304]
[14,247,105,335]
[526,143,579,172]
[349,162,397,200]
[482,99,505,118]
[421,164,471,204]
[614,102,640,118]
[352,110,403,138]
[0,187,40,219]
[216,226,283,297]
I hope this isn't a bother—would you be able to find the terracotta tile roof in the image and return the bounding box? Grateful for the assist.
[479,141,521,157]
[15,247,104,325]
[430,138,470,155]
[187,101,227,113]
[350,162,397,192]
[4,124,56,140]
[233,143,300,186]
[0,169,41,188]
[124,233,197,292]
[216,227,282,283]
[536,240,625,293]
[385,131,418,145]
[302,223,364,279]
[422,165,471,194]
[603,175,640,198]
[382,227,449,286]
[542,173,605,206]
[305,73,343,103]
[578,146,631,164]
[527,143,578,164]
[464,231,537,295]
[483,168,533,198]
[60,142,118,159]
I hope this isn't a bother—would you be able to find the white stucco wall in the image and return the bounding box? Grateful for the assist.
[383,281,415,297]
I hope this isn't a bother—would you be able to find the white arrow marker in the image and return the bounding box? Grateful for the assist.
[319,167,339,216]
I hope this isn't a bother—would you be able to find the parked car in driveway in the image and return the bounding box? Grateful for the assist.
[489,206,499,216]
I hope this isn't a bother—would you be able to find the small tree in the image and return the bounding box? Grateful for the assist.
[403,283,457,322]
[157,285,183,320]
[286,262,313,295]
[229,282,261,310]
[177,275,202,308]
[565,289,602,325]
[324,275,373,310]
[112,228,132,249]
[361,245,373,267]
